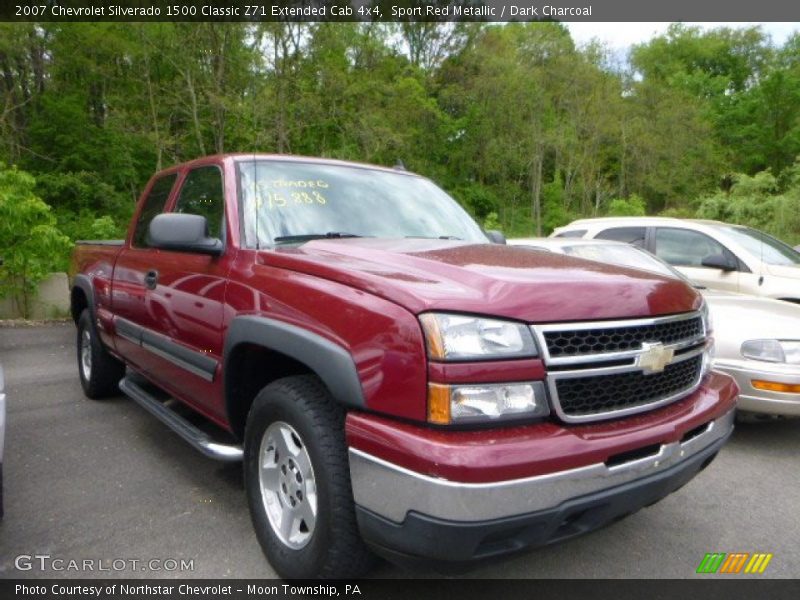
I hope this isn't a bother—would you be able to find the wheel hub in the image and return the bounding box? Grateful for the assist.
[258,421,317,549]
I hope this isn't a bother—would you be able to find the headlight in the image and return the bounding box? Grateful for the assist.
[428,382,549,424]
[419,313,538,361]
[741,339,800,364]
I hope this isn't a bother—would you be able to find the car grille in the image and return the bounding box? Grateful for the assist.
[533,312,707,423]
[554,355,703,418]
[543,316,704,358]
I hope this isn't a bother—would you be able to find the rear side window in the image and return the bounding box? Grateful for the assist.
[174,166,224,239]
[132,174,177,248]
[554,229,587,239]
[596,226,647,248]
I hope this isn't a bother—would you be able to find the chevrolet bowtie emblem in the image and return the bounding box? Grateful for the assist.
[636,342,675,374]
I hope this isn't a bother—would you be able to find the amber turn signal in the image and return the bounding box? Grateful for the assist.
[427,383,451,424]
[751,380,800,394]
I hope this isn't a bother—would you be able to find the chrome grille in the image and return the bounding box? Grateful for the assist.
[532,311,707,423]
[555,355,703,417]
[542,316,704,359]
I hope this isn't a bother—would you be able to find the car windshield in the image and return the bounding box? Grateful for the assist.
[237,160,488,247]
[561,244,686,280]
[718,226,800,266]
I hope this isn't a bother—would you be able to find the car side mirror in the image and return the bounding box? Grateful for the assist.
[485,230,506,245]
[701,254,736,272]
[148,213,223,255]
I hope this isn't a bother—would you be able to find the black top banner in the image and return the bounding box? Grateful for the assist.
[3,0,800,22]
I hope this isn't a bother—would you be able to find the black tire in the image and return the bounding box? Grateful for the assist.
[244,375,375,579]
[77,309,125,399]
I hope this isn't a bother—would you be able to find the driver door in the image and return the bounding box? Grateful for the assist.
[653,227,740,292]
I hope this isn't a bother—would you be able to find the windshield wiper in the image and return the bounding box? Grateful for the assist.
[273,232,363,244]
[405,235,463,240]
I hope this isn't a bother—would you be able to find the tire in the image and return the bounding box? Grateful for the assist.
[244,375,375,579]
[77,309,126,399]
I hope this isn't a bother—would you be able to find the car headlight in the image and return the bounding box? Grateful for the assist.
[419,313,538,361]
[741,339,800,364]
[428,382,549,424]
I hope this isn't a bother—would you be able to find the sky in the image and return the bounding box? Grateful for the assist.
[566,22,799,51]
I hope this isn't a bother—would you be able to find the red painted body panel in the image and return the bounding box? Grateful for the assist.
[345,371,738,483]
[428,359,546,384]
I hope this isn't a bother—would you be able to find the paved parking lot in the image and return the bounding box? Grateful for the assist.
[1,323,798,579]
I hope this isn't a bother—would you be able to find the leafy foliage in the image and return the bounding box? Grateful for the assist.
[0,165,72,317]
[0,20,799,268]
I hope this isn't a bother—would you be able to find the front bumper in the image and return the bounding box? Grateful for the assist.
[715,361,800,416]
[347,371,737,564]
[355,426,728,564]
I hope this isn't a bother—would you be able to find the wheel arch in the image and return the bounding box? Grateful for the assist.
[71,274,95,324]
[223,316,366,440]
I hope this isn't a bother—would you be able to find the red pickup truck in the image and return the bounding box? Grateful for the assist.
[71,154,738,579]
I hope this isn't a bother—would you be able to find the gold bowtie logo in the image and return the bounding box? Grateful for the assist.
[636,342,675,374]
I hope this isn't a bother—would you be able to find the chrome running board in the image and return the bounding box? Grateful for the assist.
[119,375,243,462]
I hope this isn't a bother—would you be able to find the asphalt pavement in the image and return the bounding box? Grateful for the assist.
[0,323,798,579]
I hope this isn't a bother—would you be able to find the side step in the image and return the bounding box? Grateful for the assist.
[119,375,243,462]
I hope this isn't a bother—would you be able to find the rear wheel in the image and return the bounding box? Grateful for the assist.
[244,375,375,579]
[77,309,125,399]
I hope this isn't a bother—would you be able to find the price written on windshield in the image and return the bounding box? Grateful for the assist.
[257,190,327,209]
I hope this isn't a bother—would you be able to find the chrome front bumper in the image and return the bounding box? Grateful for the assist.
[714,362,800,416]
[349,408,735,524]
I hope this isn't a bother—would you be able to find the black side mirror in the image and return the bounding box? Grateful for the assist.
[485,230,506,245]
[701,254,736,272]
[148,213,223,255]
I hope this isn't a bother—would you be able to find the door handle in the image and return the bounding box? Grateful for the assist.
[144,270,159,290]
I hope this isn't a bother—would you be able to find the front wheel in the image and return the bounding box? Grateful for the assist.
[77,309,125,399]
[244,375,375,579]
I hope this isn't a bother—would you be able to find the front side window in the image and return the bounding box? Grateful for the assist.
[595,226,647,248]
[132,174,177,248]
[718,226,800,266]
[237,160,488,247]
[655,227,733,267]
[174,166,224,240]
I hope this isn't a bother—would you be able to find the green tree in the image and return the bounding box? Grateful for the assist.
[0,165,71,317]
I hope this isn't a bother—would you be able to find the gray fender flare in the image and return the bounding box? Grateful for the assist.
[71,274,96,322]
[222,316,366,418]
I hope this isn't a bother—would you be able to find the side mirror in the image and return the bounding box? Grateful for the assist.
[148,213,222,255]
[485,230,506,245]
[701,254,736,272]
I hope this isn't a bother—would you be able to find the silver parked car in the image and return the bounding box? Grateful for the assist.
[551,217,800,303]
[509,238,800,417]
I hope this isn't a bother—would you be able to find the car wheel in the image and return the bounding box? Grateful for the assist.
[77,309,126,399]
[244,375,375,579]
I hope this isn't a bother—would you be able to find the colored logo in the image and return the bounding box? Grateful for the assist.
[696,552,773,574]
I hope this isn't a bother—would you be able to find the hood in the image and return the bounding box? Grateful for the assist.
[259,239,701,323]
[704,292,800,342]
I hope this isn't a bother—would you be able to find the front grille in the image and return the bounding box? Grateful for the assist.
[543,316,703,358]
[554,355,703,418]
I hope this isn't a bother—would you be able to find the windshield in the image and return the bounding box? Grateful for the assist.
[718,226,800,266]
[237,160,488,247]
[562,244,685,280]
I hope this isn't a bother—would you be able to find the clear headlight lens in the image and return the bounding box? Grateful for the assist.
[428,382,549,424]
[419,313,538,361]
[741,339,800,364]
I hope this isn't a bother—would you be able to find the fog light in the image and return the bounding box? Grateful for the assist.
[427,382,549,425]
